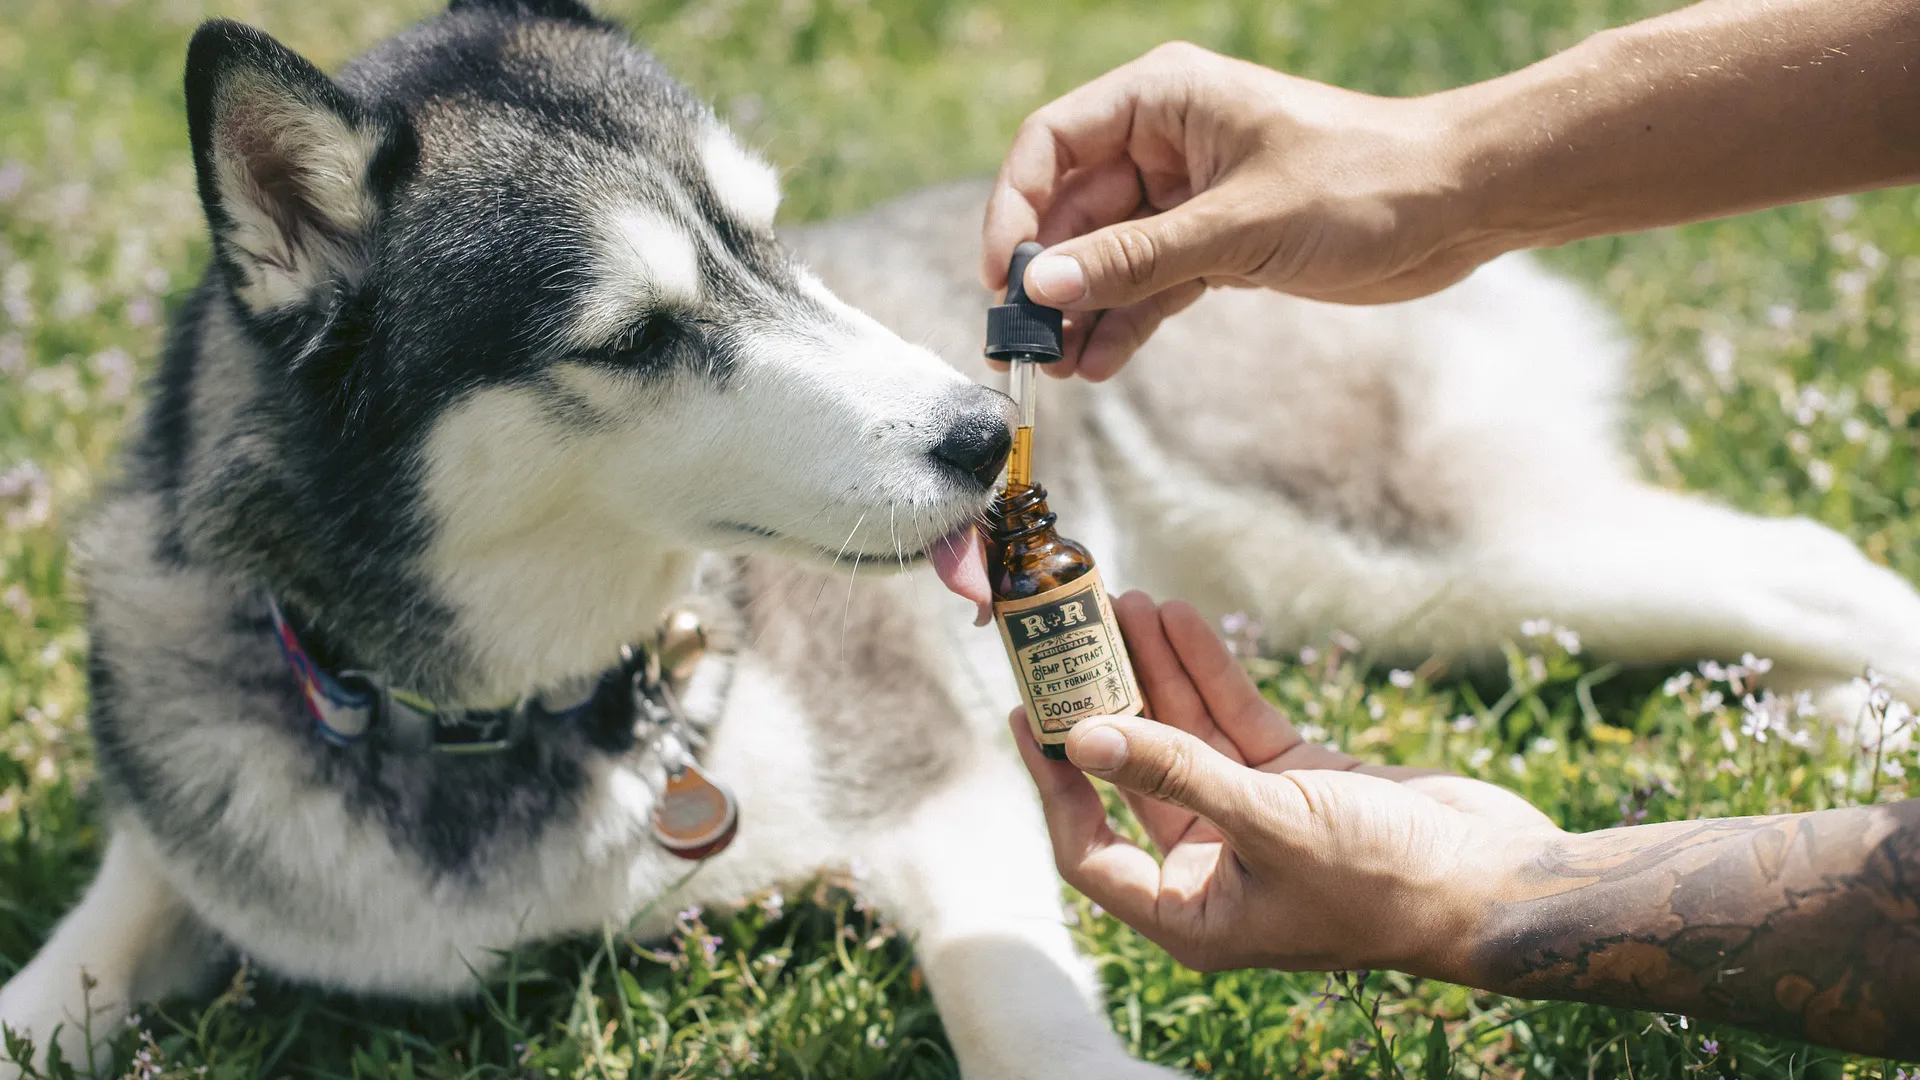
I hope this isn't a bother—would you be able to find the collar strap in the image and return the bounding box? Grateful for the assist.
[268,596,613,754]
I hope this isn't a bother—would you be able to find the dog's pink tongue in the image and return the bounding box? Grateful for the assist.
[931,526,993,626]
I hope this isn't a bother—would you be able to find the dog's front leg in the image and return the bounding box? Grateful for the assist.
[858,746,1182,1080]
[0,828,216,1077]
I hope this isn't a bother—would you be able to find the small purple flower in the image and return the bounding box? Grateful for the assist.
[0,161,24,202]
[89,347,134,402]
[1700,1038,1720,1056]
[126,294,157,327]
[1308,976,1343,1010]
[1888,700,1916,732]
[1219,611,1263,656]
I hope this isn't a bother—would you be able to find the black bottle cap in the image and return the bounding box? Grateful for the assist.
[985,241,1064,361]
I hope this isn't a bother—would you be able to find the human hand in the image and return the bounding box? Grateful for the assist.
[1009,592,1562,977]
[981,43,1496,380]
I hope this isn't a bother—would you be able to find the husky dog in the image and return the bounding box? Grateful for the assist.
[8,0,1920,1075]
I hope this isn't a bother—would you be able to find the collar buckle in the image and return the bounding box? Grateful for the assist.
[373,676,526,755]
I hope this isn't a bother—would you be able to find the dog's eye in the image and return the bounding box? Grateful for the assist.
[607,316,680,362]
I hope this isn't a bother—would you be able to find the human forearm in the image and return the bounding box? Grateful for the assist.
[1438,0,1920,258]
[1459,801,1920,1057]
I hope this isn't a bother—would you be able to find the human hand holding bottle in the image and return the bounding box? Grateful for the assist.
[1008,592,1557,976]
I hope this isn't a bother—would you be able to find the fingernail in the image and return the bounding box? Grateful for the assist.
[1027,255,1086,304]
[1069,723,1127,771]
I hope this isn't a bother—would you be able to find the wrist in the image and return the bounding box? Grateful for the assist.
[1419,26,1634,262]
[1404,86,1519,273]
[1403,824,1559,987]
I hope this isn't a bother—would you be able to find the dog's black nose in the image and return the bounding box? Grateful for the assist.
[931,386,1016,486]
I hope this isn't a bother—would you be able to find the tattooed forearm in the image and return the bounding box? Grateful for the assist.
[1472,800,1920,1058]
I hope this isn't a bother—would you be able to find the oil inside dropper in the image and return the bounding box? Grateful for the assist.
[1005,359,1036,490]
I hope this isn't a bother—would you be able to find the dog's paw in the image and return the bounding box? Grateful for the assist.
[0,967,122,1078]
[965,1050,1188,1080]
[1085,1057,1189,1080]
[1067,1056,1189,1080]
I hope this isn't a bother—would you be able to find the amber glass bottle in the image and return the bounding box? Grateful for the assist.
[988,480,1143,758]
[985,244,1144,759]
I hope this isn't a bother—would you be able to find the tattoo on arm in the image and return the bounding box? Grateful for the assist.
[1474,800,1920,1058]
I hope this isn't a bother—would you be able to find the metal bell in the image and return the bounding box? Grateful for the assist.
[656,607,706,684]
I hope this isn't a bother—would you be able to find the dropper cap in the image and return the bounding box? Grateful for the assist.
[985,241,1064,361]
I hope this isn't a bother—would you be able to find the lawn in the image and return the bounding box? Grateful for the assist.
[2,0,1918,1076]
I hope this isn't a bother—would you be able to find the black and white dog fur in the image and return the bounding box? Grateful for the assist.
[7,1,1920,1075]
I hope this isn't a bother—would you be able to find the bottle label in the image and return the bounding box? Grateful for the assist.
[994,567,1144,747]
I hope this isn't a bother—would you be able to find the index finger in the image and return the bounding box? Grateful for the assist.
[1113,591,1238,760]
[980,59,1168,290]
[1005,708,1167,931]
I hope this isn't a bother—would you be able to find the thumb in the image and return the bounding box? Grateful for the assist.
[1025,196,1235,310]
[1065,716,1261,832]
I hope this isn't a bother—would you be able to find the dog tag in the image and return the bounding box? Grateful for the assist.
[651,762,738,860]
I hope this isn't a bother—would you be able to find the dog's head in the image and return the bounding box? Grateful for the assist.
[178,0,1008,691]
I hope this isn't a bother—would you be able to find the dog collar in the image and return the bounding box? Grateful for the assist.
[266,594,740,858]
[267,594,602,753]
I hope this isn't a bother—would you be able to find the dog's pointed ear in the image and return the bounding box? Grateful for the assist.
[447,0,601,24]
[185,19,415,315]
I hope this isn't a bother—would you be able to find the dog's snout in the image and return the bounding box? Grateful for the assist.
[931,387,1016,486]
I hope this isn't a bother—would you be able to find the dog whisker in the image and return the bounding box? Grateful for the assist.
[805,509,867,633]
[837,510,869,668]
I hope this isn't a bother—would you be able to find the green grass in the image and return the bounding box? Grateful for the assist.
[3,0,1918,1076]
